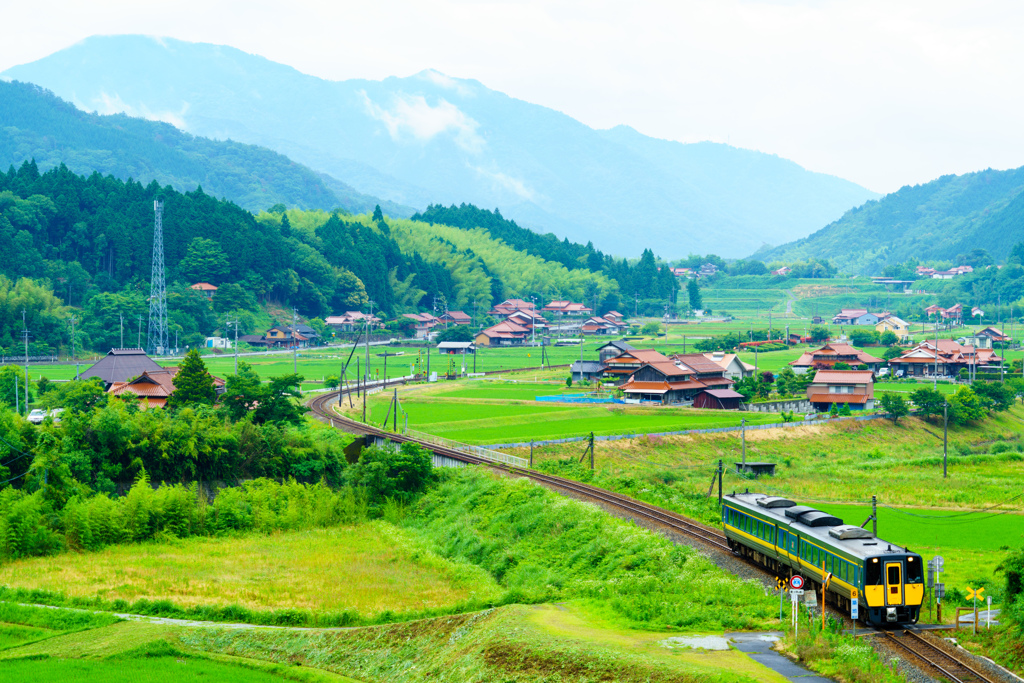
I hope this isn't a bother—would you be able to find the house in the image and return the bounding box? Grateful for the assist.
[693,389,746,410]
[506,309,548,331]
[916,266,936,277]
[875,316,910,339]
[403,313,442,339]
[80,348,165,389]
[888,340,1003,378]
[570,360,605,382]
[489,299,535,317]
[789,342,884,374]
[437,342,475,355]
[669,353,735,391]
[189,282,218,299]
[771,266,791,277]
[581,316,628,335]
[603,311,626,323]
[264,325,312,348]
[703,352,755,380]
[597,340,635,363]
[325,311,382,332]
[977,326,1010,343]
[439,310,472,326]
[542,301,592,316]
[621,361,705,404]
[602,348,673,383]
[943,303,964,321]
[107,367,226,409]
[932,266,973,279]
[670,267,691,278]
[806,370,875,411]
[697,263,718,278]
[957,335,993,350]
[831,309,880,326]
[475,320,530,347]
[924,305,944,317]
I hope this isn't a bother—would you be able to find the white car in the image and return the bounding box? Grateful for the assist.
[27,408,63,424]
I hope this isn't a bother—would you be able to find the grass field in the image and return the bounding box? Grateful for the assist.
[358,380,783,444]
[0,524,501,618]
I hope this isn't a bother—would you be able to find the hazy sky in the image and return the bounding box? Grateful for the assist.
[3,0,1022,194]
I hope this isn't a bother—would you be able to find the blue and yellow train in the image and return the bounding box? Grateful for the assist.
[723,491,924,626]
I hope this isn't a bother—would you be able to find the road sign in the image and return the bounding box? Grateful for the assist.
[851,588,858,600]
[931,555,944,572]
[935,583,945,599]
[851,598,859,620]
[804,592,817,606]
[790,575,805,590]
[790,591,800,604]
[790,589,805,596]
[966,587,985,600]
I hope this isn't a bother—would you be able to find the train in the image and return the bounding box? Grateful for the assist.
[722,491,923,626]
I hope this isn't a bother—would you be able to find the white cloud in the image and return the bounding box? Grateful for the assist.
[90,91,190,130]
[418,69,474,97]
[360,91,484,153]
[470,165,537,202]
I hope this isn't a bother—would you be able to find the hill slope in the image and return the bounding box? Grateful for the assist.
[754,167,1024,273]
[2,35,879,258]
[0,79,414,217]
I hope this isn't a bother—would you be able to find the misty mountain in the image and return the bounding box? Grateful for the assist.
[0,78,414,217]
[753,166,1024,273]
[2,35,879,258]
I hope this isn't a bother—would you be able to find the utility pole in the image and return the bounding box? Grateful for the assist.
[365,300,375,385]
[933,318,939,390]
[226,319,240,374]
[741,417,747,468]
[22,309,29,409]
[292,308,298,374]
[943,402,948,479]
[871,495,877,537]
[137,315,144,349]
[718,459,723,505]
[70,316,80,380]
[119,312,124,348]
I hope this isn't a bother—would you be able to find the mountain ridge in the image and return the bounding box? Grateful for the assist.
[0,78,416,217]
[3,34,880,258]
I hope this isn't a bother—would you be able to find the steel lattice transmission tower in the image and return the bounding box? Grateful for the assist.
[146,200,169,354]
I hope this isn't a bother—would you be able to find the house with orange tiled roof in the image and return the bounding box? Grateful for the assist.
[542,300,592,316]
[888,339,1002,378]
[108,367,225,409]
[789,342,884,374]
[489,299,535,317]
[602,348,672,383]
[475,320,531,347]
[189,282,218,299]
[806,369,875,411]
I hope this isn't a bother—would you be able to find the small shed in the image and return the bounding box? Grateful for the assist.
[570,360,605,382]
[437,342,476,355]
[693,388,744,410]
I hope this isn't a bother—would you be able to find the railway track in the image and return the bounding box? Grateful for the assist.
[884,629,996,683]
[306,388,733,553]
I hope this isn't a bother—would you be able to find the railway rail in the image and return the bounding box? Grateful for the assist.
[884,629,996,683]
[306,387,732,552]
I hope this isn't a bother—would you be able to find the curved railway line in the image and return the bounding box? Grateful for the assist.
[307,387,733,552]
[306,384,1002,682]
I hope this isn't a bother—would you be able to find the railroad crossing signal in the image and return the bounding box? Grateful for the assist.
[965,587,985,601]
[775,577,786,591]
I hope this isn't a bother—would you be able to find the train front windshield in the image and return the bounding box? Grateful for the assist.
[905,556,922,583]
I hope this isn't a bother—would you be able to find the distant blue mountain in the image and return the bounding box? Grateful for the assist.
[3,35,880,257]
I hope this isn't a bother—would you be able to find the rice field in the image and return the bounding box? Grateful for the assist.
[0,523,502,617]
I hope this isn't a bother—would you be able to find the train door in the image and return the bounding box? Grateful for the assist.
[885,562,903,605]
[777,527,786,553]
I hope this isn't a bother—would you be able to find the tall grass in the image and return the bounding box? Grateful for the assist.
[403,469,777,630]
[0,474,368,561]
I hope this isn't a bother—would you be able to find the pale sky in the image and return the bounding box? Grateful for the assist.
[3,0,1023,194]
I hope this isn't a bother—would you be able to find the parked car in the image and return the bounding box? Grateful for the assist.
[27,408,63,425]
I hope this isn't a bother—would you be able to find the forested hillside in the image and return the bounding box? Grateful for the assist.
[0,163,681,356]
[756,167,1024,273]
[0,80,414,217]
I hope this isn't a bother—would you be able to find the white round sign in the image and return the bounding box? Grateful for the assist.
[790,575,805,589]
